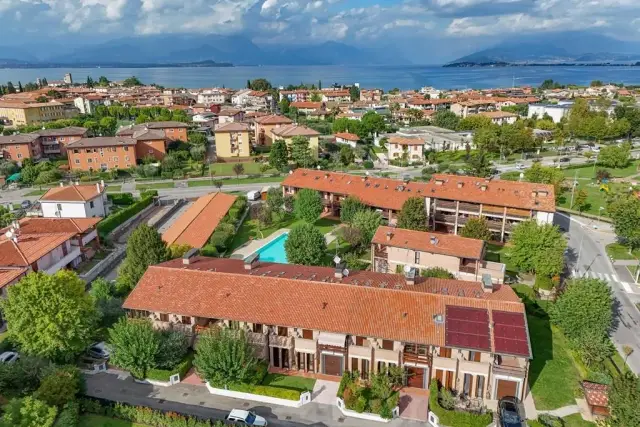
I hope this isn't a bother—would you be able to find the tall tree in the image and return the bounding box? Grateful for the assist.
[351,209,382,245]
[432,110,459,130]
[117,224,168,294]
[289,135,313,167]
[609,372,640,427]
[285,223,327,265]
[108,318,159,379]
[339,145,355,166]
[266,187,285,220]
[1,271,98,362]
[340,196,366,224]
[397,197,428,231]
[460,217,492,241]
[293,188,323,223]
[509,220,566,277]
[349,85,360,102]
[464,149,493,177]
[608,196,640,250]
[0,396,57,427]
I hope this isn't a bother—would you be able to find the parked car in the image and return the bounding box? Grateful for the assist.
[246,190,261,201]
[226,409,267,426]
[87,342,110,359]
[0,351,19,363]
[499,397,523,427]
[515,163,525,170]
[20,200,31,209]
[559,157,571,163]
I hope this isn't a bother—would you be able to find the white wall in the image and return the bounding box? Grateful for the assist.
[536,211,554,224]
[41,195,107,219]
[527,105,569,123]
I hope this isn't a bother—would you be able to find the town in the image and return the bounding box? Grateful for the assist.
[0,74,638,427]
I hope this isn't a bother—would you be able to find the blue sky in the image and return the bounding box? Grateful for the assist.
[1,0,639,61]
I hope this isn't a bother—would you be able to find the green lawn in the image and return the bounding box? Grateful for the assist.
[187,175,284,187]
[105,185,122,192]
[556,182,627,217]
[24,189,48,196]
[209,162,276,176]
[562,161,640,179]
[79,415,147,427]
[562,414,596,427]
[135,182,175,190]
[261,373,316,392]
[605,243,640,261]
[484,243,520,276]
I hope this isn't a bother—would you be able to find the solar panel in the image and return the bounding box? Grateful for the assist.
[445,305,491,351]
[493,311,531,357]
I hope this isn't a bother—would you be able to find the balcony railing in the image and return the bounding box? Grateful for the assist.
[403,352,431,365]
[269,334,293,348]
[486,221,503,231]
[493,363,526,378]
[458,202,480,213]
[436,201,457,211]
[374,247,387,258]
[43,247,81,275]
[459,265,476,274]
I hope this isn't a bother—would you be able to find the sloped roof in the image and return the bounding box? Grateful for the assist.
[271,124,320,138]
[254,115,293,125]
[215,122,251,133]
[1,217,101,235]
[334,132,360,141]
[0,233,75,267]
[40,184,105,202]
[36,127,88,137]
[0,268,27,289]
[66,137,136,148]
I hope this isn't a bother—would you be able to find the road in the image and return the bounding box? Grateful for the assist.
[555,212,640,373]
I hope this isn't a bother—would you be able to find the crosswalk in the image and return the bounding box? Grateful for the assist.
[572,269,635,293]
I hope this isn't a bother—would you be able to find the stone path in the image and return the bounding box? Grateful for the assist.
[537,404,580,417]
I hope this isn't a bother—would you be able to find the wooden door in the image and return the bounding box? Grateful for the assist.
[445,371,454,391]
[496,379,518,400]
[407,367,425,389]
[323,354,343,376]
[435,369,444,387]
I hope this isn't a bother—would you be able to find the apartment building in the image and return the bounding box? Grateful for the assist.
[37,127,88,158]
[407,98,453,111]
[371,226,505,283]
[0,101,77,126]
[197,90,230,105]
[321,90,351,103]
[281,169,555,241]
[66,137,138,171]
[74,95,107,115]
[387,136,424,162]
[123,255,531,401]
[279,90,310,103]
[117,121,188,142]
[527,104,572,123]
[214,123,251,159]
[232,89,252,106]
[40,182,109,218]
[217,109,245,126]
[451,100,498,118]
[247,91,272,109]
[254,115,294,146]
[477,111,518,126]
[271,125,320,159]
[360,89,382,103]
[0,134,41,164]
[290,102,323,114]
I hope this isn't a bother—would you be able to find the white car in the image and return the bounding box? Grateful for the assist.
[591,146,600,153]
[515,163,525,170]
[87,342,111,359]
[226,409,268,426]
[0,351,19,363]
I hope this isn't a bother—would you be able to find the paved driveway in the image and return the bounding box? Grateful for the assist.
[311,379,339,405]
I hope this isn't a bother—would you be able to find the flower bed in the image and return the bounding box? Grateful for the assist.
[336,371,399,420]
[428,380,492,427]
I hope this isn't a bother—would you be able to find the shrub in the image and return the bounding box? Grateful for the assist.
[586,370,613,385]
[438,388,456,410]
[421,267,455,279]
[538,413,564,427]
[363,160,374,169]
[34,366,83,407]
[355,396,367,413]
[369,398,383,414]
[53,401,80,427]
[200,245,219,257]
[534,275,554,291]
[429,380,492,427]
[146,353,194,382]
[107,193,134,206]
[97,195,154,237]
[379,403,393,420]
[228,382,301,400]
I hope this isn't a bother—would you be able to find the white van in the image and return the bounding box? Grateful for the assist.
[226,409,267,426]
[247,190,261,201]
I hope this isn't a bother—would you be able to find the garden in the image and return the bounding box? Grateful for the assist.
[336,369,400,419]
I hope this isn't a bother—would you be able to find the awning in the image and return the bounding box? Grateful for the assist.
[318,332,346,347]
[7,173,20,182]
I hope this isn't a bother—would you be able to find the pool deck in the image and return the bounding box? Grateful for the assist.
[230,227,339,260]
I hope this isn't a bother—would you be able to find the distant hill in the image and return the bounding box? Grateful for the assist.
[448,31,640,65]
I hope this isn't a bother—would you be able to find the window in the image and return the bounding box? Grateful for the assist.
[74,159,80,164]
[382,340,394,350]
[302,329,313,340]
[181,316,192,325]
[73,149,79,154]
[125,156,130,161]
[89,201,94,209]
[475,376,485,398]
[17,153,22,159]
[228,320,240,330]
[469,351,481,362]
[159,313,169,322]
[277,326,288,337]
[149,149,153,153]
[252,323,263,333]
[355,336,366,346]
[439,347,452,358]
[113,157,118,162]
[88,158,92,163]
[124,146,129,151]
[414,251,420,264]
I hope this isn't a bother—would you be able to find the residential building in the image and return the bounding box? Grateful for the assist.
[371,226,505,283]
[477,111,518,126]
[254,115,294,146]
[37,126,88,158]
[451,100,497,118]
[334,132,360,148]
[66,137,139,171]
[162,192,237,249]
[0,101,76,126]
[407,98,453,111]
[0,216,101,295]
[197,90,229,105]
[232,89,253,106]
[321,89,351,103]
[40,182,110,218]
[217,109,245,126]
[117,121,189,142]
[271,125,320,159]
[123,255,531,401]
[63,73,73,85]
[387,136,424,162]
[290,102,323,114]
[336,112,363,121]
[247,91,272,109]
[527,103,572,123]
[395,126,471,152]
[279,90,310,103]
[0,134,41,164]
[282,169,555,240]
[74,95,107,115]
[360,89,382,103]
[214,123,251,159]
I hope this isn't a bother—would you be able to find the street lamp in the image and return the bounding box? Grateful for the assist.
[598,206,604,222]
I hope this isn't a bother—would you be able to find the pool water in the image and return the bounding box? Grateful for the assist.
[255,233,289,264]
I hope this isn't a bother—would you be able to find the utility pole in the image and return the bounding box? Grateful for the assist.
[569,170,578,209]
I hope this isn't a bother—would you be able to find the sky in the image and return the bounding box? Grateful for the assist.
[2,0,640,62]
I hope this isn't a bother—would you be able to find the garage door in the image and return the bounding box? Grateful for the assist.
[406,367,426,388]
[496,379,518,400]
[322,354,343,376]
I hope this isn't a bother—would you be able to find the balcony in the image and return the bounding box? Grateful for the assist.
[247,331,268,346]
[432,356,458,371]
[374,247,388,258]
[403,352,431,366]
[436,200,457,211]
[269,334,293,348]
[505,208,531,220]
[486,220,503,231]
[295,338,317,353]
[350,344,372,359]
[171,322,196,335]
[493,362,526,378]
[458,202,480,213]
[322,198,332,206]
[375,348,400,363]
[43,247,81,275]
[459,264,476,274]
[434,213,456,224]
[459,360,490,376]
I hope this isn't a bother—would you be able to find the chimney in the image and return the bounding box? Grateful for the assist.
[457,182,464,189]
[334,263,346,279]
[182,248,199,265]
[405,267,417,285]
[480,184,487,191]
[59,182,64,187]
[96,183,100,193]
[481,274,494,293]
[386,231,393,241]
[430,236,438,245]
[243,253,260,270]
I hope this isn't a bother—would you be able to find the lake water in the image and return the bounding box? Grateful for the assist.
[1,65,639,90]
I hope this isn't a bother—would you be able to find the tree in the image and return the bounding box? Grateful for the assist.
[339,145,355,166]
[609,372,640,427]
[464,149,493,177]
[6,81,15,94]
[285,223,327,265]
[156,330,188,370]
[609,196,640,250]
[99,117,117,136]
[457,115,492,131]
[266,187,285,219]
[248,78,272,91]
[433,110,460,130]
[310,91,322,102]
[194,328,258,387]
[590,80,604,87]
[361,111,385,135]
[35,95,48,103]
[340,196,365,224]
[509,220,566,277]
[351,210,382,245]
[460,217,492,241]
[420,267,455,279]
[1,271,97,362]
[189,144,206,161]
[18,81,23,92]
[108,318,159,379]
[97,76,110,86]
[214,180,223,192]
[332,117,366,138]
[117,224,168,294]
[122,76,143,87]
[289,135,313,167]
[168,243,193,260]
[232,163,245,180]
[524,162,565,196]
[0,396,57,427]
[597,144,631,168]
[188,132,207,145]
[90,278,124,328]
[0,205,15,228]
[269,140,289,172]
[573,189,588,212]
[257,204,273,228]
[279,97,290,114]
[349,85,360,102]
[293,188,322,223]
[397,197,427,231]
[33,366,82,407]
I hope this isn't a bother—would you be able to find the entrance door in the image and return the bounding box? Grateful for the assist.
[272,347,280,367]
[322,354,343,376]
[406,367,426,389]
[282,349,289,369]
[307,353,315,373]
[361,359,370,380]
[496,379,519,400]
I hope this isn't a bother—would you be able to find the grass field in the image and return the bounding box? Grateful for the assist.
[79,415,147,427]
[135,182,175,190]
[562,414,596,427]
[556,181,626,217]
[606,243,640,261]
[187,175,284,187]
[24,189,48,196]
[105,185,122,192]
[484,243,521,276]
[261,373,316,392]
[562,160,640,180]
[209,162,276,176]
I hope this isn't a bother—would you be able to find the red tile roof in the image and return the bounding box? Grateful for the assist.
[40,184,105,202]
[478,111,518,119]
[0,217,100,235]
[254,115,293,125]
[162,192,237,248]
[271,124,320,138]
[0,233,75,267]
[334,132,360,142]
[389,136,424,146]
[372,226,484,260]
[0,268,27,289]
[582,382,609,408]
[123,258,527,350]
[215,123,251,133]
[291,102,323,110]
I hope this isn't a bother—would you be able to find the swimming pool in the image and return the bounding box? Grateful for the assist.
[254,233,289,264]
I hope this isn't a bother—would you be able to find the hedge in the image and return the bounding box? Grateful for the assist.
[97,195,154,238]
[227,382,301,401]
[54,401,80,427]
[146,353,194,382]
[429,380,492,427]
[107,192,134,206]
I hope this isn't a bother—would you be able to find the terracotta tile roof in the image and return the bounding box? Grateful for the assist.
[290,102,322,109]
[162,192,237,248]
[408,98,454,106]
[0,232,75,267]
[478,111,518,119]
[218,109,243,116]
[41,184,105,202]
[0,268,27,289]
[0,134,39,145]
[245,111,268,118]
[271,124,320,138]
[123,258,527,351]
[215,123,251,133]
[145,121,189,129]
[254,114,293,125]
[457,99,497,107]
[1,217,100,235]
[131,129,167,141]
[249,91,269,97]
[334,132,360,141]
[281,169,555,212]
[36,127,88,137]
[66,136,137,148]
[582,381,609,407]
[389,136,424,146]
[372,226,484,260]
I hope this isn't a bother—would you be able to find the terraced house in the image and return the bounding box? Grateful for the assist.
[123,255,532,404]
[282,169,555,241]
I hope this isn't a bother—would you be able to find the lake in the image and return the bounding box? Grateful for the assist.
[1,65,639,90]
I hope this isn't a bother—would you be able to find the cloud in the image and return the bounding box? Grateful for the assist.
[447,13,608,36]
